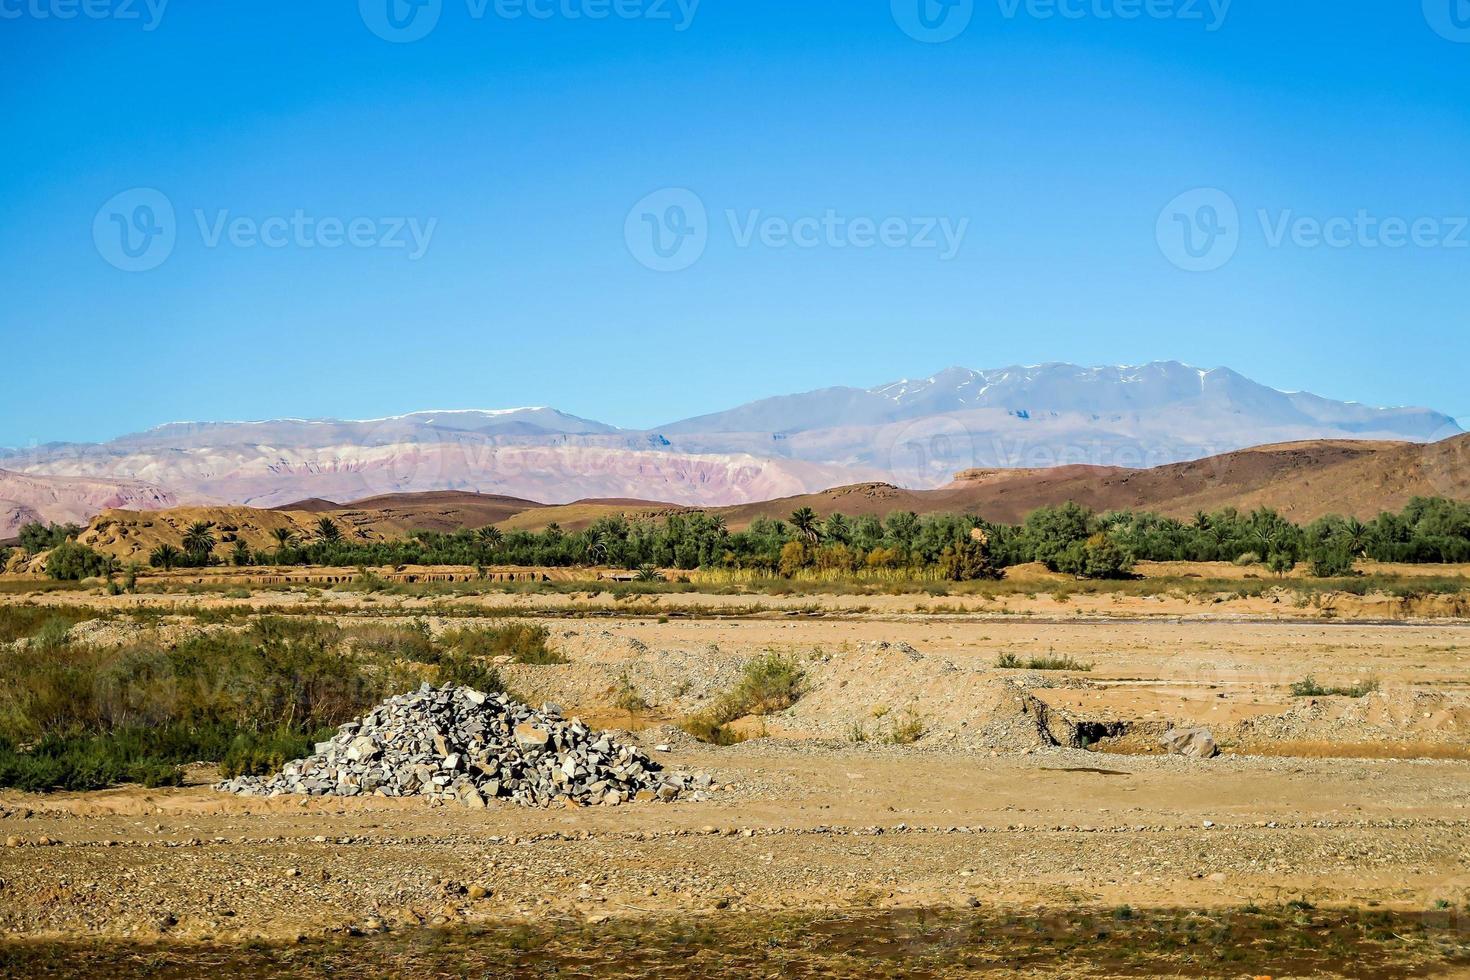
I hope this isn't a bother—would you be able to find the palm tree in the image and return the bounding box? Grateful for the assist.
[149,544,182,571]
[1343,517,1369,556]
[476,526,504,549]
[587,531,609,565]
[271,527,297,550]
[181,521,215,561]
[823,513,851,545]
[315,518,342,543]
[790,507,820,545]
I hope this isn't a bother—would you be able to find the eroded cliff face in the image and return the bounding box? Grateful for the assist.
[0,469,178,539]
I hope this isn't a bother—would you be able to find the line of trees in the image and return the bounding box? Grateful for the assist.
[16,496,1470,582]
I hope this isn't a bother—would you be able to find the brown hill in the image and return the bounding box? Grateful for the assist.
[37,436,1470,560]
[703,436,1470,529]
[329,490,546,533]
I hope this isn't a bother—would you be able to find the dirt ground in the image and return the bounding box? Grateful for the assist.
[2,576,1469,976]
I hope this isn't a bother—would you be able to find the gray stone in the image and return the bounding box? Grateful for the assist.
[1160,727,1219,759]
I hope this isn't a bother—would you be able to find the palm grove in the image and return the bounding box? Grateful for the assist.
[17,496,1470,582]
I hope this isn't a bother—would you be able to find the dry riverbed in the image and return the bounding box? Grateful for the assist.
[2,583,1469,976]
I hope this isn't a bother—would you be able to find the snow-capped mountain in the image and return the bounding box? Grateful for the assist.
[2,362,1458,528]
[659,363,1455,438]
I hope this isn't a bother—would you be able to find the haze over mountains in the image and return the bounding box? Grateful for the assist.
[1,361,1459,535]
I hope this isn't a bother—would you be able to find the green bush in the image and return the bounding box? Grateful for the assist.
[0,616,446,791]
[0,606,98,645]
[442,622,561,665]
[1309,545,1356,578]
[44,541,115,581]
[1289,676,1379,698]
[17,522,83,555]
[680,653,805,744]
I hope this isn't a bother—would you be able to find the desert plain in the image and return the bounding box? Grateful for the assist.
[2,567,1469,977]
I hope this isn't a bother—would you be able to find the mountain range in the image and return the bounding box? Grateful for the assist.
[1,361,1460,537]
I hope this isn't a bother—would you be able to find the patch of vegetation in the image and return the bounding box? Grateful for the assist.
[995,651,1093,672]
[0,615,510,792]
[0,606,100,645]
[441,622,563,665]
[612,672,648,716]
[680,653,805,745]
[44,541,116,581]
[16,521,83,555]
[1290,676,1380,698]
[885,707,926,745]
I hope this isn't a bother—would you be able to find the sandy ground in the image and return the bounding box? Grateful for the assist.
[2,579,1469,975]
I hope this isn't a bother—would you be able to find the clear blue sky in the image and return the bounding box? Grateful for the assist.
[2,0,1468,448]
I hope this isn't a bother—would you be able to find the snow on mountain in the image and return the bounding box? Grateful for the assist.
[2,363,1459,525]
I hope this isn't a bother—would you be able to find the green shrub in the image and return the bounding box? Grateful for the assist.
[729,653,805,716]
[1289,676,1379,698]
[442,623,561,664]
[44,541,115,581]
[1309,545,1356,578]
[0,606,97,645]
[679,653,804,745]
[886,708,926,744]
[995,651,1092,671]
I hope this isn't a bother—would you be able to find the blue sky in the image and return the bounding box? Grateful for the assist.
[2,0,1468,448]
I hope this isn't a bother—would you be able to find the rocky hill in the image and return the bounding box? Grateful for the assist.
[0,469,177,541]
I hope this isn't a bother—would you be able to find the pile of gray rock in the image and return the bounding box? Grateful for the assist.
[216,683,705,807]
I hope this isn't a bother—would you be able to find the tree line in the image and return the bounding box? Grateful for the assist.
[15,496,1470,582]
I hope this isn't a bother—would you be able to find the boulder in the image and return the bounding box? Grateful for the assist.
[1160,727,1219,759]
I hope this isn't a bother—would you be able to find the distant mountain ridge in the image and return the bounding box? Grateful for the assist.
[0,362,1458,528]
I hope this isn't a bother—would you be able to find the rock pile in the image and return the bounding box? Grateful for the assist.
[216,684,704,807]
